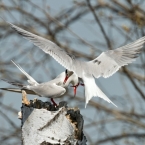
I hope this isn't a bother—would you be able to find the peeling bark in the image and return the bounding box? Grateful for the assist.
[20,91,87,145]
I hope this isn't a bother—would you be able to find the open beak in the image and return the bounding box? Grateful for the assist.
[63,76,69,84]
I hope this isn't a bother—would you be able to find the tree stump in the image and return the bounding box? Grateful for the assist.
[19,91,87,145]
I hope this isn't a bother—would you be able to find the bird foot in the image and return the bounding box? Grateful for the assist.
[22,90,30,106]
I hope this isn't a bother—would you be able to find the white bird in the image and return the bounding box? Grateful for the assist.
[1,60,79,106]
[7,22,145,107]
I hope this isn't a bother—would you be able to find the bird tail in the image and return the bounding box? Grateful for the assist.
[94,83,117,107]
[11,60,38,86]
[83,75,117,108]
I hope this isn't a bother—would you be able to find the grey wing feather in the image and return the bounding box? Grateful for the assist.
[1,79,25,87]
[9,23,74,72]
[0,88,37,95]
[11,60,38,86]
[87,36,144,78]
[8,22,144,79]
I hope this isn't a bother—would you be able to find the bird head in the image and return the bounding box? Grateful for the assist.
[63,69,73,84]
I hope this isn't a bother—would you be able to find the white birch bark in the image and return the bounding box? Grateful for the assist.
[20,91,87,145]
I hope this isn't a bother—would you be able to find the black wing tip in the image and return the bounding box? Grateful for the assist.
[135,48,142,54]
[0,88,6,90]
[0,88,13,91]
[1,78,8,82]
[1,79,24,87]
[122,54,140,59]
[4,21,25,36]
[10,25,23,35]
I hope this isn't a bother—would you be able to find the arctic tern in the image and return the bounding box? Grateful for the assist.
[6,22,145,107]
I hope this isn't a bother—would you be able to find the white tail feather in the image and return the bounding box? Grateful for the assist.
[83,74,117,108]
[11,60,38,86]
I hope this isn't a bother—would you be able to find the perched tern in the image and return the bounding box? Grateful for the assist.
[1,61,79,106]
[7,22,145,107]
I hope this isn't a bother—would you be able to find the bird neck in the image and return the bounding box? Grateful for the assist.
[66,74,78,87]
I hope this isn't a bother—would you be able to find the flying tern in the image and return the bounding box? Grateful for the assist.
[1,61,79,106]
[7,22,145,107]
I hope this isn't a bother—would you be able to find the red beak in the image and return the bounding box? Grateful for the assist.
[63,76,69,84]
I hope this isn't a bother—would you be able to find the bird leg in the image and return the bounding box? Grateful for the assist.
[51,98,58,107]
[71,83,85,96]
[71,83,80,96]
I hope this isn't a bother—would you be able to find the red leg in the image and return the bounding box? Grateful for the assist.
[51,98,58,107]
[71,83,80,97]
[74,86,77,96]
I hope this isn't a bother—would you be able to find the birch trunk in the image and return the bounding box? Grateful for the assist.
[19,90,87,145]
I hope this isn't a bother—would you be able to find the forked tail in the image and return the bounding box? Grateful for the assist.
[82,75,117,108]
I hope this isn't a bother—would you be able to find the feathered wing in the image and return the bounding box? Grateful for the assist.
[0,88,37,95]
[1,61,39,95]
[29,83,66,98]
[0,79,37,95]
[8,23,75,72]
[11,60,38,86]
[9,22,144,79]
[86,36,145,78]
[82,37,144,107]
[82,74,117,108]
[1,79,25,87]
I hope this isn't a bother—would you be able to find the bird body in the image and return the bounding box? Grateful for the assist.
[7,22,145,107]
[1,61,78,100]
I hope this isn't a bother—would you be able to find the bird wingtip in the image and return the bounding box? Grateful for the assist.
[11,60,17,66]
[0,17,13,26]
[11,59,15,63]
[111,101,117,107]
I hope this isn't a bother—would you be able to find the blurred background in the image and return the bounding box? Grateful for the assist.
[0,0,145,144]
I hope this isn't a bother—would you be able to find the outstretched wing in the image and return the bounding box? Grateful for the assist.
[87,37,144,78]
[11,60,38,86]
[9,23,75,72]
[8,22,144,79]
